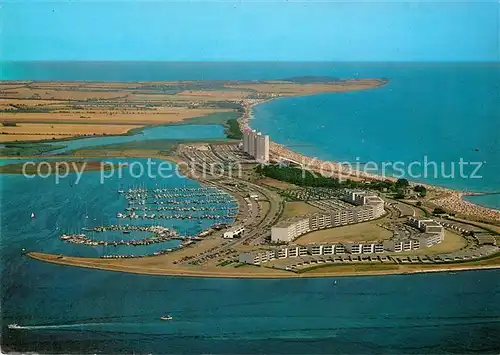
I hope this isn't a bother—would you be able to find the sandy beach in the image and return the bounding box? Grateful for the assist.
[432,191,500,221]
[239,99,500,223]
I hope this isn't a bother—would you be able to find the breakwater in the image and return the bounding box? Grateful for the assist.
[115,212,235,220]
[60,225,180,247]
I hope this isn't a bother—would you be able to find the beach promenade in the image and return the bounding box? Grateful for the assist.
[239,99,500,223]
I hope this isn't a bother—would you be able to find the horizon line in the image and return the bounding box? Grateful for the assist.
[2,60,500,64]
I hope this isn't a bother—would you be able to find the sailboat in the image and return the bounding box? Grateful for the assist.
[30,212,36,219]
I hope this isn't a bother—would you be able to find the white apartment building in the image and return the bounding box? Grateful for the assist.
[242,129,250,152]
[239,249,276,264]
[255,133,270,163]
[386,239,421,252]
[407,217,444,234]
[248,130,256,158]
[418,232,444,247]
[344,191,368,205]
[271,216,311,242]
[343,190,385,219]
[309,213,333,230]
[223,225,245,239]
[365,196,385,218]
[240,241,390,265]
[241,129,270,163]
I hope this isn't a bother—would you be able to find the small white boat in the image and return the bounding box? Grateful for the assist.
[8,323,22,329]
[160,315,173,321]
[30,212,36,219]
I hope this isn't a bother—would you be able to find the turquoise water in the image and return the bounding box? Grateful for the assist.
[0,157,236,259]
[48,124,227,155]
[251,63,499,198]
[464,194,500,211]
[4,61,498,200]
[2,62,500,353]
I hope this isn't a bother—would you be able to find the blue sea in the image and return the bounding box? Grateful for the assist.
[3,61,499,204]
[1,62,500,353]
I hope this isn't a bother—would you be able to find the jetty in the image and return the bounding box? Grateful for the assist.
[60,225,180,247]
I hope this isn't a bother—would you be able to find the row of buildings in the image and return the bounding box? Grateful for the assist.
[270,191,386,243]
[242,129,270,163]
[240,217,446,265]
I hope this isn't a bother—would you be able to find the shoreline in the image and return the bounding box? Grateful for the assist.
[239,98,500,222]
[28,251,500,279]
[4,79,499,280]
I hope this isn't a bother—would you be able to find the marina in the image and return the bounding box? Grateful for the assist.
[60,222,230,249]
[115,212,236,220]
[51,184,238,258]
[60,225,181,247]
[114,187,238,223]
[126,198,234,205]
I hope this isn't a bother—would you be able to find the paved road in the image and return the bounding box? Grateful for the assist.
[176,159,283,265]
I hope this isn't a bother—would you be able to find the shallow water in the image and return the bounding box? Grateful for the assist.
[0,158,236,259]
[251,63,499,202]
[48,124,227,154]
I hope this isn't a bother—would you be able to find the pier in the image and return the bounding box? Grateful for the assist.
[117,186,237,221]
[60,225,181,247]
[115,212,236,220]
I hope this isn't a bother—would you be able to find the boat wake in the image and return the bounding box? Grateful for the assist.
[8,322,119,330]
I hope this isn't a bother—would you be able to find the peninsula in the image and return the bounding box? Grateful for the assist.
[0,78,385,142]
[1,77,499,279]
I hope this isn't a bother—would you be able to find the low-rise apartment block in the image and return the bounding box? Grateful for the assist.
[407,217,444,234]
[406,217,445,247]
[271,216,311,242]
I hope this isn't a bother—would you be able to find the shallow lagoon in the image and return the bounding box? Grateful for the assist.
[48,123,227,154]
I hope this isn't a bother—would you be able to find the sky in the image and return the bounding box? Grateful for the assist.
[1,0,499,61]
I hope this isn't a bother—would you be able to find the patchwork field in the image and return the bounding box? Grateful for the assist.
[0,122,142,142]
[0,79,386,143]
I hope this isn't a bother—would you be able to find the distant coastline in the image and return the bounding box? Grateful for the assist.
[239,98,500,223]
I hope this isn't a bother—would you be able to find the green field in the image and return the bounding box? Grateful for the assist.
[0,143,65,156]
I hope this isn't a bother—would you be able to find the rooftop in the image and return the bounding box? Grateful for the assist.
[273,216,310,228]
[422,220,442,227]
[226,225,244,232]
[366,196,384,203]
